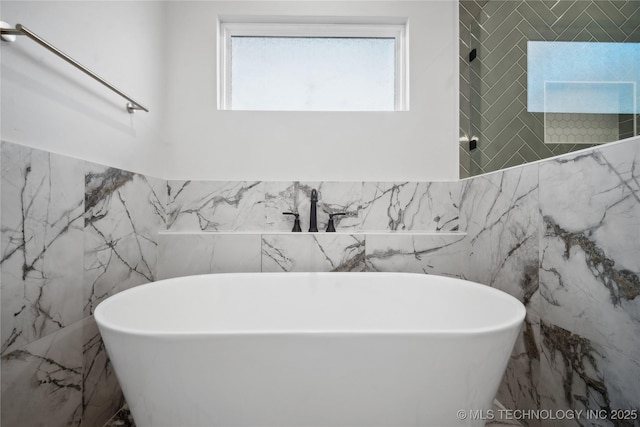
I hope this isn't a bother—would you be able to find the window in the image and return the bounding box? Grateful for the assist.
[527,41,639,144]
[219,21,408,111]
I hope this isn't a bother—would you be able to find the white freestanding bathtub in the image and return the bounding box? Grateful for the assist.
[95,272,525,427]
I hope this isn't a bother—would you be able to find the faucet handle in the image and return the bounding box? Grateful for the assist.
[282,212,302,232]
[326,212,346,232]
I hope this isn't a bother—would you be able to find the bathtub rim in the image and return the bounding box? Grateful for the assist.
[94,272,526,337]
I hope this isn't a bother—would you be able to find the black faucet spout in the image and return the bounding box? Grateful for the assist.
[309,189,318,232]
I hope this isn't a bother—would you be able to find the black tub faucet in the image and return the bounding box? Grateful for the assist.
[309,189,318,232]
[282,212,302,232]
[326,212,346,232]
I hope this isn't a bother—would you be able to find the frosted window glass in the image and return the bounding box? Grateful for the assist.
[230,37,396,111]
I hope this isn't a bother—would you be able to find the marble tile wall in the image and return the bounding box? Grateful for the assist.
[84,163,165,316]
[158,232,469,279]
[1,141,164,427]
[157,233,261,278]
[460,138,640,426]
[1,141,467,426]
[166,180,461,233]
[460,161,544,421]
[1,142,85,355]
[537,142,640,424]
[158,179,464,279]
[3,137,639,426]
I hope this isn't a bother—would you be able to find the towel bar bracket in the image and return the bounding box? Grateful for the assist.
[0,21,18,41]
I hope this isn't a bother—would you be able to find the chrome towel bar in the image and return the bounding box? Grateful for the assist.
[1,22,149,113]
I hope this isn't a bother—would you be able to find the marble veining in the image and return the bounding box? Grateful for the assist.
[166,180,461,233]
[1,319,83,426]
[157,232,468,279]
[85,169,135,225]
[458,140,640,421]
[536,142,640,421]
[539,143,640,350]
[459,162,544,418]
[540,321,608,415]
[1,141,168,427]
[159,179,466,278]
[361,181,460,232]
[1,142,85,355]
[539,146,639,272]
[539,146,640,309]
[84,163,165,316]
[3,138,639,426]
[167,180,264,231]
[364,233,466,276]
[536,319,640,427]
[83,317,125,427]
[261,234,365,272]
[543,215,639,306]
[460,162,541,310]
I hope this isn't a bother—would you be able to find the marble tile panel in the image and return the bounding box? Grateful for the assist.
[539,142,640,359]
[460,164,540,306]
[81,316,124,427]
[540,143,640,272]
[539,230,640,361]
[1,320,83,427]
[264,181,362,232]
[360,182,461,232]
[494,313,543,425]
[166,181,264,231]
[261,234,365,272]
[84,164,165,316]
[364,233,467,277]
[157,233,261,279]
[1,142,84,354]
[538,321,640,426]
[459,163,542,415]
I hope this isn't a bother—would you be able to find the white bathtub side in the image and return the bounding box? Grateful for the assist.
[95,272,525,334]
[96,273,525,427]
[99,327,521,427]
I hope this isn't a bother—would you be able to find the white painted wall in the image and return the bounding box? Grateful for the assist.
[163,1,459,181]
[1,1,168,178]
[1,1,459,181]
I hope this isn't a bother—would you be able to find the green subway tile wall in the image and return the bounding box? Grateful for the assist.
[459,0,640,178]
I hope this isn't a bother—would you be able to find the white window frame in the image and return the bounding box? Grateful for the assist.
[218,20,408,111]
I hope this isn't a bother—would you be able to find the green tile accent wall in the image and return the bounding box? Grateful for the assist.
[459,0,640,178]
